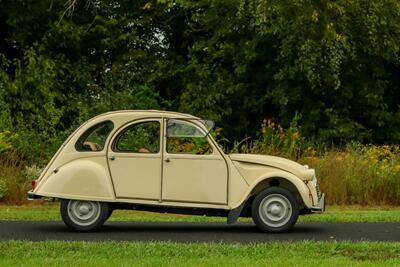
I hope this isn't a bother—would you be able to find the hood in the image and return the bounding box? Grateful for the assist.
[229,154,315,181]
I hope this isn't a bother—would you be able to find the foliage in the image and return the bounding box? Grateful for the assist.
[0,0,400,204]
[169,0,400,143]
[312,144,400,205]
[22,165,43,181]
[236,114,309,159]
[0,0,162,161]
[226,119,400,205]
[0,131,17,154]
[0,153,29,204]
[0,179,6,199]
[0,0,399,163]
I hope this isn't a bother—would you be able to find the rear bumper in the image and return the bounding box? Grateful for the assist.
[27,191,42,200]
[310,193,325,213]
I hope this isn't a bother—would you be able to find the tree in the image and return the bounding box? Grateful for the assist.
[0,0,399,162]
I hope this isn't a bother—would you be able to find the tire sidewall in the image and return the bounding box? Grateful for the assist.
[60,199,109,232]
[252,187,299,233]
[106,208,114,221]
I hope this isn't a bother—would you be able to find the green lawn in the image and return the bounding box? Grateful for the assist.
[0,240,399,267]
[0,203,399,222]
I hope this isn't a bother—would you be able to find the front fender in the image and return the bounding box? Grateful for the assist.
[34,157,115,201]
[235,170,313,209]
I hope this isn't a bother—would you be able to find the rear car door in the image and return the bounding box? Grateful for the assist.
[108,119,162,200]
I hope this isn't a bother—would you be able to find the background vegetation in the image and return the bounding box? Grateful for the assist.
[0,0,399,205]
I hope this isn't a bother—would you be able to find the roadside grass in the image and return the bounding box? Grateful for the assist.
[0,240,399,266]
[1,204,399,222]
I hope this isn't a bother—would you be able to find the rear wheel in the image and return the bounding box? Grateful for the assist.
[60,199,109,231]
[106,208,113,220]
[251,187,299,233]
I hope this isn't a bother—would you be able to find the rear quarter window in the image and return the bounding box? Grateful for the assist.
[75,121,114,152]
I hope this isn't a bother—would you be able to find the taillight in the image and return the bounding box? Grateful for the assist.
[32,180,37,190]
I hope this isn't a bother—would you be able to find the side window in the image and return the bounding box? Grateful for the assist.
[115,121,160,153]
[76,121,114,152]
[166,120,212,155]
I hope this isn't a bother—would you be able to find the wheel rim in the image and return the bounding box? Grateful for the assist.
[67,200,101,226]
[258,193,292,228]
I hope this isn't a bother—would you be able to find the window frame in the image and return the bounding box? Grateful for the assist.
[165,119,214,155]
[112,120,162,154]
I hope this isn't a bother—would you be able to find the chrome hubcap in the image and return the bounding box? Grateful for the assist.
[269,204,282,217]
[67,200,101,226]
[259,194,292,228]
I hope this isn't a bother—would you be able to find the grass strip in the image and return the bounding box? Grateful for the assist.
[0,240,399,267]
[1,204,400,222]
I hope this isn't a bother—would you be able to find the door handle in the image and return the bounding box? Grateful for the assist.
[164,157,170,163]
[109,156,115,161]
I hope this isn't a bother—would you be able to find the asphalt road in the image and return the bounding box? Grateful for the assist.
[0,221,399,243]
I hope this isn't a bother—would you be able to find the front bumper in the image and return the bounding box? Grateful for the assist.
[310,193,325,213]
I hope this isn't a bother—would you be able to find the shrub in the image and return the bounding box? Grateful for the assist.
[310,144,400,205]
[228,118,400,205]
[232,114,317,160]
[0,179,7,199]
[0,153,29,204]
[0,131,17,154]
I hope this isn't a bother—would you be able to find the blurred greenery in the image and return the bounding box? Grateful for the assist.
[0,1,399,161]
[1,0,400,160]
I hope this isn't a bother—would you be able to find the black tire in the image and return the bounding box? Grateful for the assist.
[106,208,113,221]
[251,187,299,233]
[60,199,109,232]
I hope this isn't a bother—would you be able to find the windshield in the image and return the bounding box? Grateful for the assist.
[167,120,206,137]
[201,119,215,133]
[166,118,215,136]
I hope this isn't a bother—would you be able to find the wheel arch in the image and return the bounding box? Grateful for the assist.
[250,177,303,207]
[235,172,313,211]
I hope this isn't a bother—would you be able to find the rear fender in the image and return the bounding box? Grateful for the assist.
[34,157,115,201]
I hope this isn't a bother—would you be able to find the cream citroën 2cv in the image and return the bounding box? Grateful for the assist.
[28,110,325,232]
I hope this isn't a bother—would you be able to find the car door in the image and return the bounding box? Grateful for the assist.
[161,119,228,205]
[108,119,162,200]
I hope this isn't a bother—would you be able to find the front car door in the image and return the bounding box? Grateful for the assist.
[162,119,228,205]
[108,119,162,200]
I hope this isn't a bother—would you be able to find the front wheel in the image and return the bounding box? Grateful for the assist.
[60,199,109,231]
[252,187,299,233]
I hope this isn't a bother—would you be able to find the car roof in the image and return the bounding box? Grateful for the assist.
[103,109,199,119]
[64,110,203,144]
[95,110,200,120]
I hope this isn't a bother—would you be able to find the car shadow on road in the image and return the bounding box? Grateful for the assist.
[0,221,333,242]
[37,221,326,235]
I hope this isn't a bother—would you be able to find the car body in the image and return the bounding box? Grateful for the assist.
[28,110,325,232]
